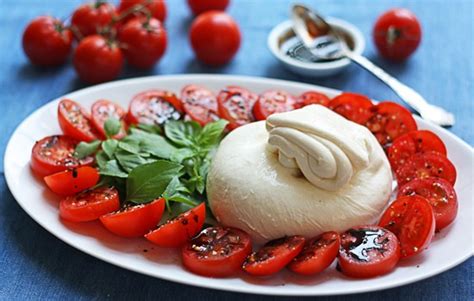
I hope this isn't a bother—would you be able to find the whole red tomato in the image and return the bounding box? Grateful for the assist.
[187,0,230,15]
[118,17,167,69]
[373,8,422,61]
[189,11,241,66]
[73,35,123,84]
[22,16,73,66]
[71,1,117,37]
[118,0,167,22]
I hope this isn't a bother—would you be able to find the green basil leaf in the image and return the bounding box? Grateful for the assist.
[168,193,199,207]
[104,117,121,138]
[95,150,109,169]
[118,139,141,154]
[198,119,228,147]
[99,160,128,178]
[74,140,101,159]
[129,129,177,159]
[195,176,205,194]
[126,160,183,204]
[115,149,154,173]
[170,148,195,163]
[102,139,119,158]
[164,120,201,147]
[137,123,163,135]
[162,176,180,200]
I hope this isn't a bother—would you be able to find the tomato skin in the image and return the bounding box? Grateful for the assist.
[145,202,206,247]
[71,2,117,37]
[387,130,447,172]
[181,85,219,126]
[396,151,456,186]
[44,166,100,197]
[60,186,120,223]
[91,99,127,139]
[118,0,167,22]
[379,195,435,258]
[288,231,340,276]
[58,99,99,142]
[127,89,183,125]
[338,226,400,278]
[182,226,252,277]
[217,86,257,130]
[373,8,422,61]
[73,35,124,84]
[398,177,458,231]
[366,101,418,146]
[253,90,296,121]
[189,11,241,66]
[31,135,94,177]
[22,16,73,66]
[242,236,305,276]
[328,93,374,125]
[100,198,165,238]
[295,91,331,109]
[187,0,230,15]
[118,17,167,69]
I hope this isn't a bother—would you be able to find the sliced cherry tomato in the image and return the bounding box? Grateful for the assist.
[118,0,167,22]
[253,90,296,121]
[242,236,305,276]
[44,166,99,197]
[181,84,219,126]
[295,91,331,109]
[187,0,230,15]
[31,135,94,177]
[91,99,127,139]
[22,16,73,66]
[217,86,257,130]
[59,186,120,222]
[288,231,340,276]
[373,9,422,61]
[396,151,456,186]
[58,99,99,142]
[127,89,183,126]
[398,177,458,231]
[182,226,252,277]
[387,130,447,172]
[328,93,374,125]
[100,198,165,237]
[366,101,418,146]
[71,1,117,37]
[145,202,206,247]
[379,195,435,258]
[338,225,400,278]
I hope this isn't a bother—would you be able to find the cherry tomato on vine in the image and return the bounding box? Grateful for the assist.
[73,35,124,84]
[187,0,230,15]
[71,1,117,37]
[373,8,422,61]
[118,17,167,69]
[22,16,73,66]
[189,11,241,66]
[118,0,167,22]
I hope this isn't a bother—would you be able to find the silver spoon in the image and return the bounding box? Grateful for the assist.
[291,4,455,127]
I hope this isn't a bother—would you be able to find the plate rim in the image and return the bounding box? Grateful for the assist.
[4,74,473,296]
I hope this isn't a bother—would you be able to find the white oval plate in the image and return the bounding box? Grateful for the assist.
[4,75,473,296]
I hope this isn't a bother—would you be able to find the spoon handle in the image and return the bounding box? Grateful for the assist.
[344,52,455,126]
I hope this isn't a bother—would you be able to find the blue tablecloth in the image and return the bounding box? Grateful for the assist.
[1,0,472,300]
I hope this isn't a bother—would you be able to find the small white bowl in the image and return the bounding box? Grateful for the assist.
[267,18,365,77]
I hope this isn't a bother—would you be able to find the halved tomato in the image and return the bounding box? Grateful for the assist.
[253,90,296,121]
[181,84,219,126]
[395,151,456,186]
[328,92,374,124]
[145,202,206,247]
[242,236,305,276]
[387,130,447,172]
[182,226,252,277]
[44,166,99,196]
[100,198,165,237]
[59,186,120,222]
[295,91,331,109]
[91,99,127,139]
[217,86,257,130]
[288,231,340,275]
[31,135,94,177]
[127,90,183,126]
[365,101,417,146]
[58,99,98,142]
[338,225,400,278]
[379,195,435,258]
[398,177,458,231]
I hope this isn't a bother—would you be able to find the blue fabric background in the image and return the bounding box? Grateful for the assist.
[0,0,472,300]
